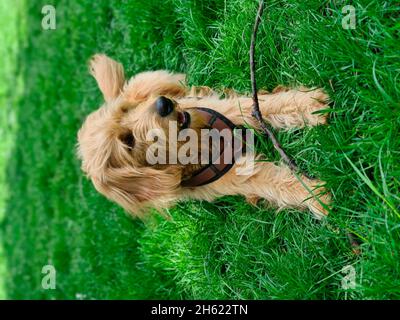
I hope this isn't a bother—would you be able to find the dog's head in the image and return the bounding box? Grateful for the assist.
[77,54,204,216]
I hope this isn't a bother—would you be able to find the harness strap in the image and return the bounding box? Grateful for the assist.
[181,107,246,188]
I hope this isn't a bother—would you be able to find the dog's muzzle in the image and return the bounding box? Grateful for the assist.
[177,111,191,129]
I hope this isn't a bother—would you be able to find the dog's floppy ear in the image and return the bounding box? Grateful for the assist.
[92,166,181,217]
[89,54,125,102]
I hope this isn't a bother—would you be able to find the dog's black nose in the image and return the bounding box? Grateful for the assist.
[155,96,174,117]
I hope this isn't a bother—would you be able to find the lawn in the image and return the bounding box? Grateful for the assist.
[0,0,399,299]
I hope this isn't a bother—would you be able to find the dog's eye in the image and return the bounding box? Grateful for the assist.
[119,131,135,149]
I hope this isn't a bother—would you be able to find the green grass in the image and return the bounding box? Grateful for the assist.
[1,0,399,299]
[0,0,24,299]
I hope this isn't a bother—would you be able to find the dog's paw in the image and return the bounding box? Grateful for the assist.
[266,87,330,129]
[308,188,331,220]
[298,87,330,126]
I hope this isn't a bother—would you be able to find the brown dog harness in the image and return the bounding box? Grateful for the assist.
[181,107,246,188]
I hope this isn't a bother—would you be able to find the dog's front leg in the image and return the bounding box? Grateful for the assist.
[245,161,330,218]
[190,159,330,219]
[254,87,330,130]
[208,159,330,219]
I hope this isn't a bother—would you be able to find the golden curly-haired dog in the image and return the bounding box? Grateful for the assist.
[77,54,331,219]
